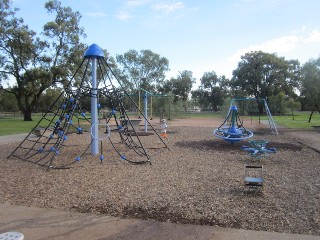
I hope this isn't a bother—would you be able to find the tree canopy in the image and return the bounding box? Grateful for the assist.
[191,71,228,111]
[168,70,195,111]
[231,51,300,113]
[299,57,320,121]
[0,0,86,120]
[116,49,169,92]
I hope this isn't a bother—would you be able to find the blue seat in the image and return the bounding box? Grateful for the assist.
[245,177,264,186]
[244,165,264,187]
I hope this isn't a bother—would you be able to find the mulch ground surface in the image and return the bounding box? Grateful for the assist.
[0,117,319,235]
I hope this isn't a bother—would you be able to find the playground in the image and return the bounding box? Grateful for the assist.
[0,116,320,236]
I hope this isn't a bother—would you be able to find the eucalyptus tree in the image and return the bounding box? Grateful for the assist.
[299,57,320,122]
[116,49,169,92]
[0,0,86,120]
[191,71,228,111]
[0,88,19,112]
[170,70,195,111]
[231,51,300,113]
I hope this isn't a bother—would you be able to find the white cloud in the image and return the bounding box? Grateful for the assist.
[229,29,320,64]
[85,12,107,17]
[220,29,320,78]
[126,0,150,7]
[304,30,320,43]
[116,11,132,20]
[115,0,149,20]
[152,1,184,13]
[116,1,185,21]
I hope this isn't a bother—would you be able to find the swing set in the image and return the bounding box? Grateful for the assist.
[126,88,171,132]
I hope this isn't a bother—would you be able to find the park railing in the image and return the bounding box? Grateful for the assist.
[0,112,22,118]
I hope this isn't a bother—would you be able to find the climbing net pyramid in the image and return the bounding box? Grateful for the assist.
[8,47,169,169]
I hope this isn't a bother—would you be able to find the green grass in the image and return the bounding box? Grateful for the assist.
[255,112,320,129]
[1,111,319,136]
[0,116,43,136]
[177,111,320,130]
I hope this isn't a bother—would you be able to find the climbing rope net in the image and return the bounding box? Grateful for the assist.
[8,56,169,169]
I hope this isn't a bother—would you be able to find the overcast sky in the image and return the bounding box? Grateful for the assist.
[12,0,320,85]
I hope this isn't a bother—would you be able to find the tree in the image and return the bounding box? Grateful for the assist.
[116,49,169,92]
[0,88,19,112]
[191,71,228,111]
[231,51,300,113]
[36,87,63,112]
[269,92,301,119]
[299,57,320,122]
[170,70,195,111]
[0,0,86,120]
[286,98,301,120]
[268,92,287,115]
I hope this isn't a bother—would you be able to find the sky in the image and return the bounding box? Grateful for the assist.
[11,0,320,86]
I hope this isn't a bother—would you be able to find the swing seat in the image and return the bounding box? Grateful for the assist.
[245,176,264,186]
[244,165,264,187]
[120,119,141,129]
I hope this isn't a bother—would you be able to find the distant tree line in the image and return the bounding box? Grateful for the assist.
[0,0,319,122]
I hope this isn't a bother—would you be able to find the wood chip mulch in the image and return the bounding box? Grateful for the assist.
[0,124,319,236]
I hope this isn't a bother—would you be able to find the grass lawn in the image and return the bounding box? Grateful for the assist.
[0,114,94,136]
[0,116,43,136]
[1,111,319,136]
[255,111,320,129]
[179,111,320,130]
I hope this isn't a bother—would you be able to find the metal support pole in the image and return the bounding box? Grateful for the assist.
[84,44,104,155]
[168,99,171,120]
[91,58,99,155]
[138,88,141,118]
[150,96,153,120]
[144,92,148,132]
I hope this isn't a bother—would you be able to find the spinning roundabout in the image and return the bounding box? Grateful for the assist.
[213,105,253,144]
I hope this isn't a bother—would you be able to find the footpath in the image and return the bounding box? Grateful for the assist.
[1,132,320,240]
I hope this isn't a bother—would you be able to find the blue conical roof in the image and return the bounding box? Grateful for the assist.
[231,105,238,111]
[84,44,104,58]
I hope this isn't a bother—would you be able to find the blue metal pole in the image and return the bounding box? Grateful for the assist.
[84,44,104,155]
[91,58,99,155]
[229,105,239,134]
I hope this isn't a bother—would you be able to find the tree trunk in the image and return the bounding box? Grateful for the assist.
[184,101,187,112]
[257,101,264,114]
[308,110,314,123]
[213,103,218,112]
[15,93,34,121]
[308,104,320,122]
[23,109,33,121]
